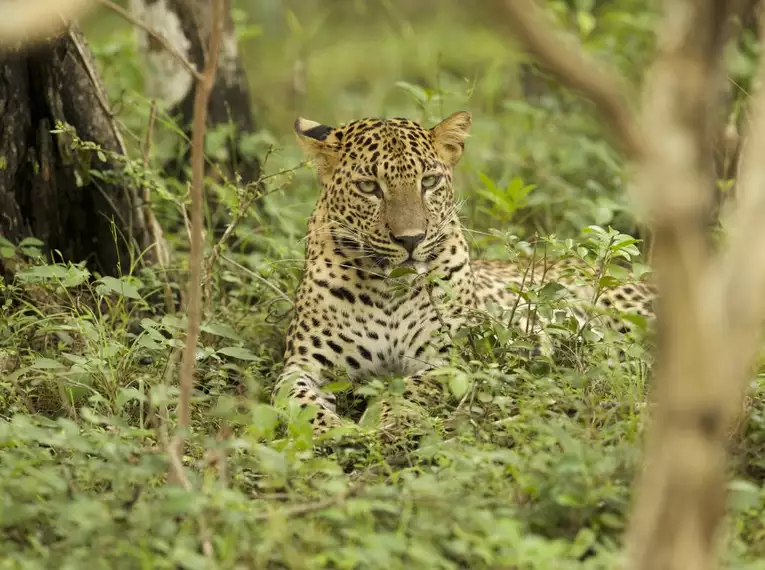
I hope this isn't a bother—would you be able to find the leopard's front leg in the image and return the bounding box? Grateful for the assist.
[273,362,353,437]
[359,369,446,441]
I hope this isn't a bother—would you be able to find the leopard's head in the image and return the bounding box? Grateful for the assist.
[295,112,471,271]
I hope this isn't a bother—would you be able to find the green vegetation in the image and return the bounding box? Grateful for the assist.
[2,1,765,568]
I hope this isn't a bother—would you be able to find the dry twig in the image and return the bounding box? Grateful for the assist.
[253,484,361,521]
[95,0,203,82]
[201,180,263,306]
[220,254,293,307]
[172,0,223,466]
[166,435,215,559]
[156,3,224,546]
[138,101,173,295]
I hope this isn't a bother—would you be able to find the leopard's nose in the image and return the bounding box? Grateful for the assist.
[390,232,425,255]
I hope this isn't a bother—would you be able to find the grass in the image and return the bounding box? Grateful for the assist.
[3,1,765,568]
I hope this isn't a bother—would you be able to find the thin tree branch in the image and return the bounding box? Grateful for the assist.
[495,1,752,568]
[491,0,645,159]
[95,0,203,82]
[252,485,362,521]
[165,3,224,562]
[175,0,223,446]
[220,254,293,307]
[67,27,128,156]
[166,435,215,559]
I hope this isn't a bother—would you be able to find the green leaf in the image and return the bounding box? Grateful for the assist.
[581,326,603,342]
[582,225,607,237]
[477,171,498,194]
[237,24,264,42]
[200,322,242,341]
[448,372,470,400]
[622,313,649,330]
[18,237,44,248]
[136,335,164,351]
[537,281,569,302]
[116,387,146,410]
[31,357,65,369]
[97,276,142,300]
[60,353,90,366]
[359,401,382,428]
[728,479,761,512]
[612,236,640,248]
[633,263,653,280]
[395,81,428,106]
[284,9,306,38]
[571,527,597,559]
[598,275,621,288]
[250,404,279,436]
[16,264,71,283]
[388,266,417,278]
[217,346,259,361]
[593,205,614,225]
[576,11,596,36]
[323,380,353,393]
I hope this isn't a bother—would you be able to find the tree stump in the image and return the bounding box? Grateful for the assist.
[130,0,264,237]
[0,26,165,277]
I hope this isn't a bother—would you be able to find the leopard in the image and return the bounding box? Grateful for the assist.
[272,111,655,437]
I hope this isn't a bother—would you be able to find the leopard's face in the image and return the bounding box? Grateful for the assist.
[295,112,472,271]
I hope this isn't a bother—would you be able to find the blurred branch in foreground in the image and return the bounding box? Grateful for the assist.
[491,1,765,569]
[0,0,95,46]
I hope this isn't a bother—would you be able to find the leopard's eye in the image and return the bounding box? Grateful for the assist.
[356,180,382,197]
[421,174,442,190]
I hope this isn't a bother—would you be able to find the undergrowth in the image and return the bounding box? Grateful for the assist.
[3,1,765,569]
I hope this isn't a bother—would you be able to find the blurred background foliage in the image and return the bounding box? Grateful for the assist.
[83,0,674,255]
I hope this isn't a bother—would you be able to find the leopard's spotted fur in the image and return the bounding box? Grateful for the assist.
[272,112,655,436]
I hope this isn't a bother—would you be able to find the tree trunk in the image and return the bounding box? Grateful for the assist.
[0,26,164,277]
[130,0,263,236]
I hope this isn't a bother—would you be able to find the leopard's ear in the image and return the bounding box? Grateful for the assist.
[430,111,472,166]
[294,118,334,150]
[294,118,339,181]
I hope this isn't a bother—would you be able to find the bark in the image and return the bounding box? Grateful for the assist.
[130,0,263,235]
[0,26,162,277]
